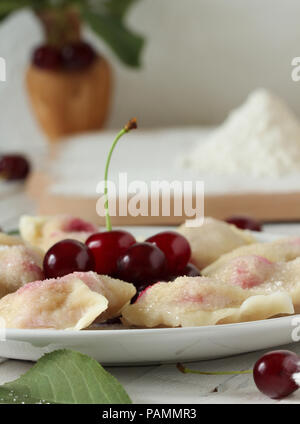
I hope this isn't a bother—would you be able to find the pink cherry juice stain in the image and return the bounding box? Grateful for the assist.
[230,255,273,289]
[62,217,97,233]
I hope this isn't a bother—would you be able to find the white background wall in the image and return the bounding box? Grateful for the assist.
[0,0,300,146]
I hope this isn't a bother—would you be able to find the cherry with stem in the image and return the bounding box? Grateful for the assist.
[103,118,137,231]
[86,119,138,277]
[177,350,300,400]
[177,363,252,376]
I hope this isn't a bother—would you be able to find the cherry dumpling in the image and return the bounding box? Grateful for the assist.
[177,217,255,270]
[203,236,300,276]
[69,272,136,322]
[19,215,98,251]
[209,254,300,314]
[0,273,108,330]
[121,276,293,328]
[0,245,44,298]
[0,271,136,329]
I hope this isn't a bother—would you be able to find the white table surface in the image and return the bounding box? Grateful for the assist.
[1,183,300,404]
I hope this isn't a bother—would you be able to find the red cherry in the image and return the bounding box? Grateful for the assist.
[0,154,30,181]
[226,215,262,232]
[166,263,201,281]
[180,263,201,277]
[43,239,95,279]
[117,242,167,288]
[146,231,191,274]
[253,350,299,399]
[61,41,96,70]
[32,45,62,70]
[86,230,136,276]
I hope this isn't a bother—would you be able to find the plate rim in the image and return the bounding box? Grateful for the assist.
[3,314,299,339]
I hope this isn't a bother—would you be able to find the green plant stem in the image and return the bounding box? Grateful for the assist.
[104,118,137,231]
[176,363,252,376]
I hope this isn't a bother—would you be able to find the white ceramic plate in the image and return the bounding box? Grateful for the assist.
[0,229,298,365]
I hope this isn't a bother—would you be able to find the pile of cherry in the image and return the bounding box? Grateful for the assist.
[43,230,201,298]
[32,41,97,71]
[42,215,262,297]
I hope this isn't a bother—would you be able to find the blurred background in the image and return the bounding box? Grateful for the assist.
[1,0,300,226]
[0,0,300,139]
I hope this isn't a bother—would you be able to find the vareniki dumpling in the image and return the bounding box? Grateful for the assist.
[70,272,136,322]
[0,274,108,330]
[177,217,255,270]
[0,271,136,329]
[209,254,300,313]
[0,245,44,298]
[121,276,293,328]
[19,215,98,252]
[203,237,300,276]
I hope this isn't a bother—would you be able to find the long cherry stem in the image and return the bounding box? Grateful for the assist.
[177,363,252,375]
[104,118,137,231]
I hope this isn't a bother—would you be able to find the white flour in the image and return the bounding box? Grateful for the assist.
[185,89,300,177]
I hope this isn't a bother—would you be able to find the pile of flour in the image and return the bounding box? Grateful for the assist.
[185,89,300,177]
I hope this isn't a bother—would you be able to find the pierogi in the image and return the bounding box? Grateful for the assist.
[203,237,300,276]
[0,245,44,298]
[0,213,297,330]
[71,272,136,322]
[0,275,106,330]
[121,276,293,328]
[19,215,98,252]
[177,217,255,270]
[0,271,136,329]
[208,254,300,313]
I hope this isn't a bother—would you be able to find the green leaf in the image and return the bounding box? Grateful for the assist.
[0,0,54,21]
[0,349,132,404]
[101,0,139,20]
[0,0,81,21]
[0,0,145,67]
[82,9,144,67]
[0,0,33,21]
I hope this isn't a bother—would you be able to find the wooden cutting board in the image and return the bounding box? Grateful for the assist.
[26,170,300,225]
[25,129,300,225]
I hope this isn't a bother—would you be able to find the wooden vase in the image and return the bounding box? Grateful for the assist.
[26,56,112,141]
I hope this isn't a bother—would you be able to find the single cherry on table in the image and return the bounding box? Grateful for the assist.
[0,154,30,181]
[179,349,300,400]
[43,239,95,279]
[253,350,299,399]
[86,230,136,276]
